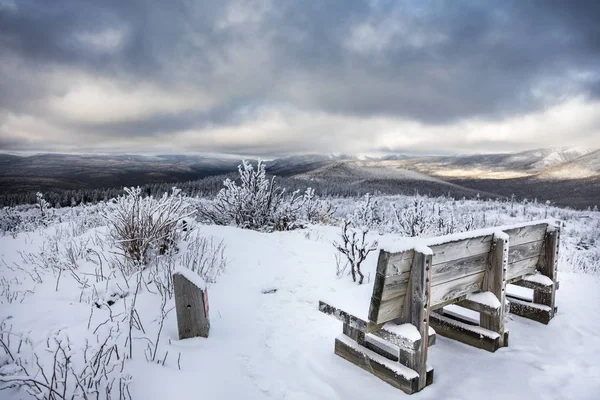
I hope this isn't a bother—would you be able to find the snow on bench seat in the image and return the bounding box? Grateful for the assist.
[523,273,554,287]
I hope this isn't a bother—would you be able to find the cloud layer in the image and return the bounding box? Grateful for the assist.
[1,0,599,155]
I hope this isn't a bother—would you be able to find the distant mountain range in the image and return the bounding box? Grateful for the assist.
[1,148,599,208]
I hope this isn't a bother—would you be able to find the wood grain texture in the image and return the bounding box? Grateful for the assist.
[378,271,411,301]
[429,271,485,309]
[369,295,405,326]
[369,249,415,325]
[431,253,489,286]
[506,257,538,281]
[503,224,547,246]
[429,312,506,352]
[507,240,543,264]
[535,228,559,311]
[173,273,210,339]
[377,250,414,276]
[457,297,500,316]
[480,236,508,346]
[429,235,493,266]
[334,337,424,394]
[343,323,366,345]
[400,252,432,391]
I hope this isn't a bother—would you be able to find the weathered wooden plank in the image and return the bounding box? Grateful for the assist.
[429,312,507,352]
[429,271,485,309]
[502,223,547,246]
[506,257,538,281]
[365,334,400,361]
[369,250,412,325]
[319,301,369,332]
[508,298,554,325]
[321,300,433,352]
[377,250,414,276]
[334,336,424,394]
[457,296,500,316]
[173,273,210,339]
[429,235,493,266]
[400,252,432,391]
[511,279,554,293]
[378,271,411,301]
[369,296,405,326]
[431,252,489,286]
[442,305,480,325]
[507,240,543,264]
[480,236,508,347]
[535,229,559,311]
[343,323,366,345]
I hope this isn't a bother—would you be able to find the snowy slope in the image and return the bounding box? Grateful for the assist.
[375,148,597,179]
[537,149,600,179]
[1,217,600,400]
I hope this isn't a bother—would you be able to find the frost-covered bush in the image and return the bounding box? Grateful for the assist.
[333,220,378,284]
[392,197,433,237]
[36,192,49,218]
[103,187,196,265]
[303,188,337,224]
[350,193,383,231]
[200,160,304,232]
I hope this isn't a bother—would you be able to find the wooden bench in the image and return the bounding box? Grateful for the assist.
[425,229,510,353]
[319,220,560,394]
[319,248,436,394]
[503,222,560,324]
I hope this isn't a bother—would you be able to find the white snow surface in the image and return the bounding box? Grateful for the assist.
[173,266,207,289]
[383,323,421,342]
[466,291,502,309]
[523,273,555,287]
[1,223,599,400]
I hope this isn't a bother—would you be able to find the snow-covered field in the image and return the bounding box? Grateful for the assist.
[1,192,599,399]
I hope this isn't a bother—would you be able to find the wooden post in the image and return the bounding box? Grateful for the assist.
[480,235,508,347]
[535,227,560,314]
[401,251,432,391]
[174,270,210,339]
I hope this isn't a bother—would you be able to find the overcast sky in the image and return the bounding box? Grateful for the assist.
[0,0,599,156]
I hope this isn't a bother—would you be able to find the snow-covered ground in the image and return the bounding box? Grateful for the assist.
[1,195,600,399]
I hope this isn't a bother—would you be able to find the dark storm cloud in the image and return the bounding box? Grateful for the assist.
[0,0,599,153]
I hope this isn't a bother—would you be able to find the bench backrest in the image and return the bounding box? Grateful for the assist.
[428,234,494,310]
[367,221,558,325]
[368,249,414,325]
[503,223,548,282]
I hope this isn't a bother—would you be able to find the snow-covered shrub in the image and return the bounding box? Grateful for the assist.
[104,187,196,266]
[179,234,227,284]
[392,197,434,237]
[350,193,383,231]
[0,321,132,400]
[333,220,378,284]
[0,207,22,236]
[303,188,337,224]
[36,192,49,218]
[200,160,304,231]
